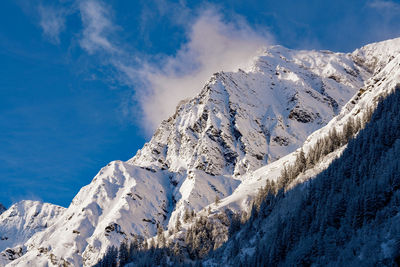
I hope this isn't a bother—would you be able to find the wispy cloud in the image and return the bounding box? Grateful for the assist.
[78,0,118,54]
[38,4,67,44]
[367,0,400,10]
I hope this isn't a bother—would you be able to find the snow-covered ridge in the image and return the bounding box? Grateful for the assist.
[0,201,65,266]
[0,201,65,252]
[6,37,400,266]
[130,45,368,177]
[352,37,400,75]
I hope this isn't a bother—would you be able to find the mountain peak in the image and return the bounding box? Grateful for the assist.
[129,45,368,176]
[352,37,400,75]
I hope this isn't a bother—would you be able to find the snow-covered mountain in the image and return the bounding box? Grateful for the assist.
[0,201,65,266]
[131,46,368,176]
[5,37,400,267]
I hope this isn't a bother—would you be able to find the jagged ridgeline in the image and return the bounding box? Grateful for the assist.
[95,85,400,266]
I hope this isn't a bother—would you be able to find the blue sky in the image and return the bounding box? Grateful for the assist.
[1,0,400,208]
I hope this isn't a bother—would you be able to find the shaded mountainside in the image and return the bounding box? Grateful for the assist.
[4,37,400,266]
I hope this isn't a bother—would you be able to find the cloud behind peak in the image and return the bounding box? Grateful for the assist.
[137,8,274,132]
[36,1,274,134]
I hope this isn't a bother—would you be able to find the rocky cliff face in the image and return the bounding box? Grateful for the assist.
[5,38,400,266]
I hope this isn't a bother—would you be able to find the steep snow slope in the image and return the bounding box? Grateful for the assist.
[0,201,65,266]
[203,146,345,213]
[0,201,65,252]
[8,38,400,266]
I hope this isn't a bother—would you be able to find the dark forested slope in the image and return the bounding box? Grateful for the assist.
[209,86,400,267]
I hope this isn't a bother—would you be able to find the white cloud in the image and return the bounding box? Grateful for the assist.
[38,5,66,44]
[78,0,118,54]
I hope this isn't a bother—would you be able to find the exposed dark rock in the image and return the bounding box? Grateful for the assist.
[272,136,290,146]
[328,75,341,82]
[255,154,264,160]
[104,223,125,235]
[142,218,156,224]
[4,247,23,261]
[208,182,221,194]
[288,108,317,123]
[169,175,179,187]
